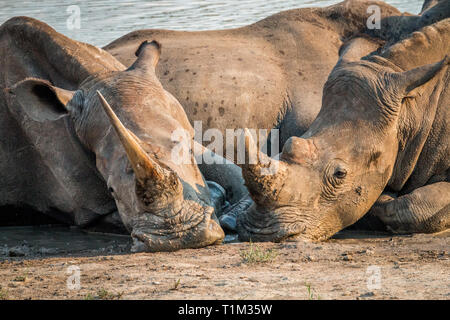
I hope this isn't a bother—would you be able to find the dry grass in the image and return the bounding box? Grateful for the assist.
[0,288,8,300]
[305,282,321,300]
[84,288,123,300]
[240,242,278,264]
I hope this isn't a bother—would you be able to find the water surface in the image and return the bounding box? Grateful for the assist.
[0,0,426,47]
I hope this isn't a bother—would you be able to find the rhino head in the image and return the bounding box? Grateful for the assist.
[236,54,449,242]
[7,41,224,251]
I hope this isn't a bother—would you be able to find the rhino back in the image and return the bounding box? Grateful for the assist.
[105,1,406,151]
[106,28,288,140]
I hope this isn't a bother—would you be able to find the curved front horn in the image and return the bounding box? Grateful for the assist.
[96,90,170,186]
[239,128,287,203]
[241,128,272,171]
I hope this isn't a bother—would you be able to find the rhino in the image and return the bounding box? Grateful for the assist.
[235,17,450,241]
[0,17,248,252]
[104,0,449,232]
[104,0,402,148]
[104,0,449,151]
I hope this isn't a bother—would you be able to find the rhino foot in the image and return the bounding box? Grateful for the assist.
[219,213,237,232]
[130,237,147,253]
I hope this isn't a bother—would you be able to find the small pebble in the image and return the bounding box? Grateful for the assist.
[342,254,353,261]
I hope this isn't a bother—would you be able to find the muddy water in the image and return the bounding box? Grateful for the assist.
[0,226,131,259]
[0,0,426,47]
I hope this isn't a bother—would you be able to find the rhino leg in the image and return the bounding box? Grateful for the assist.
[218,195,254,232]
[194,141,248,205]
[84,211,128,234]
[369,182,449,234]
[206,181,227,218]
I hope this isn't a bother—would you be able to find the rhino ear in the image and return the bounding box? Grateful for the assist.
[5,78,75,121]
[391,55,449,95]
[127,40,161,74]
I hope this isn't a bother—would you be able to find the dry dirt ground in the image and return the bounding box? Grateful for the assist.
[0,226,448,300]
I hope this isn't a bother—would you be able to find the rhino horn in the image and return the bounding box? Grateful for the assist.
[393,55,449,94]
[241,128,266,168]
[96,91,175,187]
[239,128,284,195]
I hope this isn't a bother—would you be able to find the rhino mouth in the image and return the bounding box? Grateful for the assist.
[232,196,309,242]
[130,201,224,252]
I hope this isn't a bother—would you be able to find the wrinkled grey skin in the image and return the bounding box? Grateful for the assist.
[372,0,450,46]
[236,18,449,242]
[421,0,448,13]
[104,0,449,236]
[0,17,243,252]
[104,0,449,152]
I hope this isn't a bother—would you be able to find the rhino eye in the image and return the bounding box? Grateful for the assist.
[334,168,347,179]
